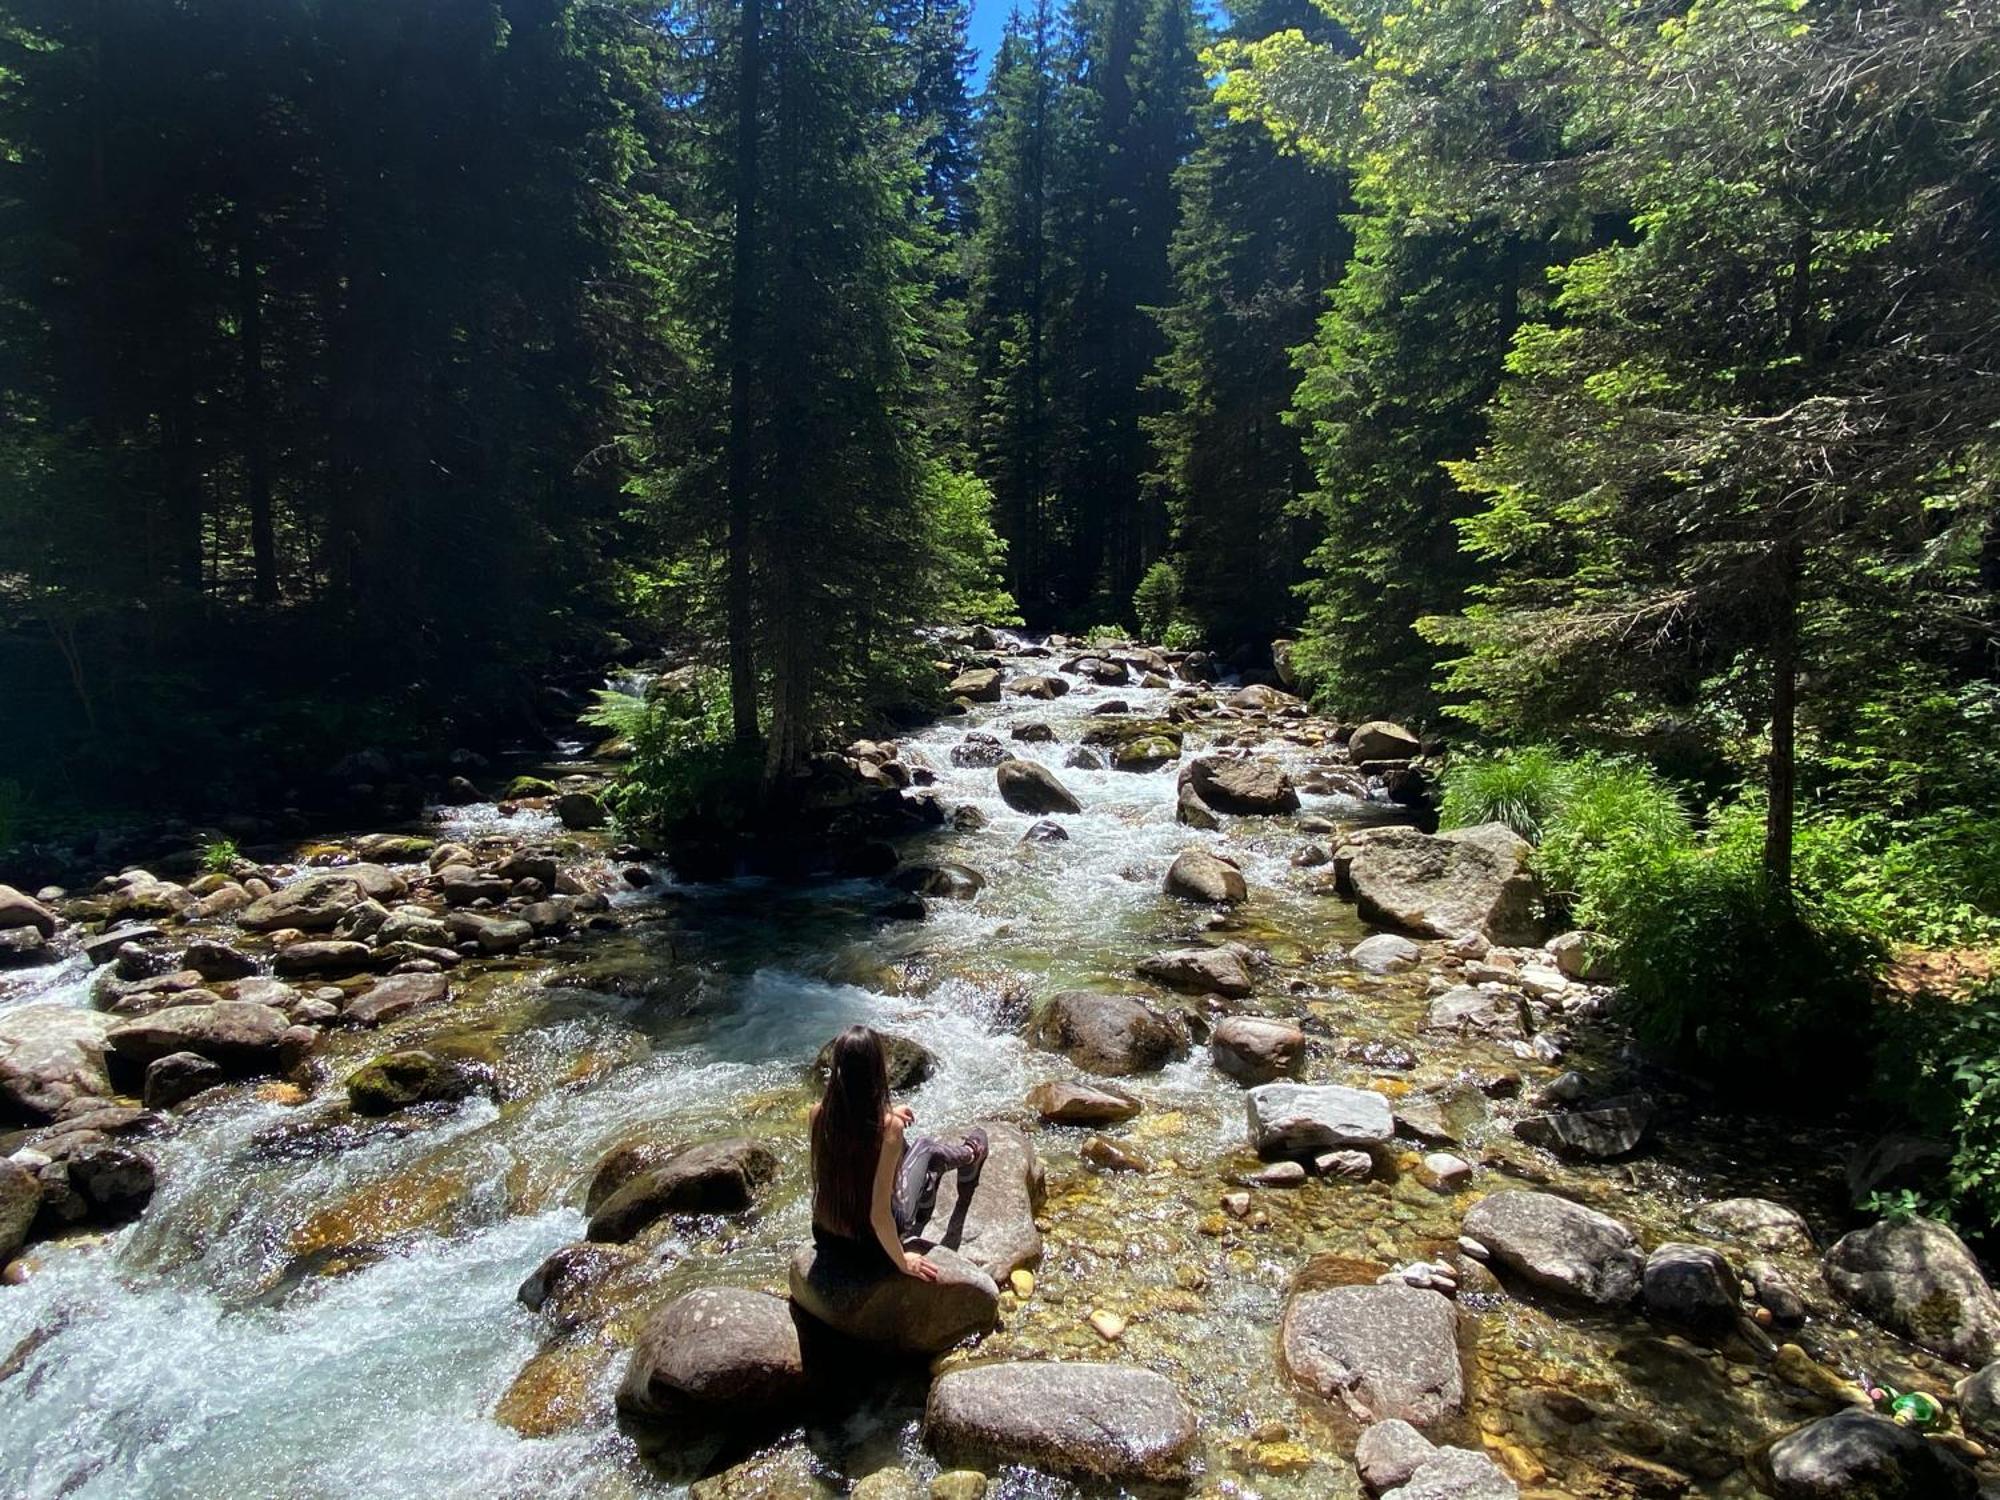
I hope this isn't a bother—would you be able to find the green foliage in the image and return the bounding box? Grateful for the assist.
[923,464,1022,625]
[1577,812,1881,1094]
[587,675,760,838]
[1082,622,1129,645]
[1876,982,2000,1237]
[1162,619,1203,652]
[1437,746,1575,843]
[1132,559,1182,640]
[199,838,241,875]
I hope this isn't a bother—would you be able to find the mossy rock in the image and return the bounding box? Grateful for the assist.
[1079,717,1184,749]
[346,1047,492,1115]
[1113,736,1181,772]
[504,775,559,800]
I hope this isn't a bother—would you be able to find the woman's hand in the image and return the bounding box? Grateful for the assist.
[893,1105,915,1127]
[905,1251,940,1281]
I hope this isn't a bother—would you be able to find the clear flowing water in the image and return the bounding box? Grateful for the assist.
[0,643,1969,1498]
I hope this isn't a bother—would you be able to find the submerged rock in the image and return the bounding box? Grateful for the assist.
[1755,1409,1976,1499]
[1164,848,1247,905]
[617,1287,809,1436]
[1824,1216,2000,1367]
[1513,1097,1652,1160]
[1031,992,1188,1076]
[1424,987,1529,1042]
[789,1240,998,1354]
[1281,1282,1465,1427]
[924,1362,1198,1484]
[1459,1191,1643,1307]
[995,759,1082,816]
[1345,825,1541,944]
[1248,1083,1394,1157]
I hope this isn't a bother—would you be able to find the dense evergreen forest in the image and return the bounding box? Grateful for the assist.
[3,3,2000,1128]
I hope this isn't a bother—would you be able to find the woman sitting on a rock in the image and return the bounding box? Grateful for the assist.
[810,1025,986,1281]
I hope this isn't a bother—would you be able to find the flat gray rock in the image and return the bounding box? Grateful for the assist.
[1347,825,1541,944]
[1281,1283,1464,1427]
[925,1362,1198,1484]
[1355,1418,1437,1491]
[1248,1082,1393,1157]
[908,1120,1044,1281]
[1383,1447,1520,1499]
[1460,1190,1643,1307]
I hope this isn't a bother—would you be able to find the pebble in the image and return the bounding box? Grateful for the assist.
[1222,1192,1251,1219]
[1458,1235,1491,1261]
[1009,1269,1034,1297]
[1088,1309,1127,1340]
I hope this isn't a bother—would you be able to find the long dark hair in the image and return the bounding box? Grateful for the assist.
[812,1025,890,1237]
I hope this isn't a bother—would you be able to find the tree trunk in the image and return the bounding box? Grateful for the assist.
[237,196,278,603]
[1764,550,1800,893]
[725,0,764,749]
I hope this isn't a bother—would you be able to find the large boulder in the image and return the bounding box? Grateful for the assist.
[1027,1080,1141,1126]
[788,1241,998,1354]
[1164,848,1247,905]
[1824,1217,2000,1366]
[0,1156,42,1261]
[1281,1283,1464,1427]
[1248,1083,1394,1157]
[239,866,403,932]
[1006,674,1069,700]
[906,1120,1043,1281]
[1346,826,1542,944]
[924,1362,1198,1485]
[1183,755,1301,815]
[1211,1017,1306,1085]
[949,668,1004,703]
[1348,722,1421,763]
[1136,943,1253,997]
[104,1001,290,1073]
[1460,1191,1643,1307]
[0,1004,117,1120]
[996,759,1082,816]
[0,884,58,938]
[587,1138,780,1243]
[1756,1410,1976,1499]
[1031,992,1188,1076]
[444,910,533,954]
[1513,1098,1652,1160]
[616,1288,809,1436]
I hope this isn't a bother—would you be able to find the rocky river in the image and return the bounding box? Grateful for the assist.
[2,630,1997,1500]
